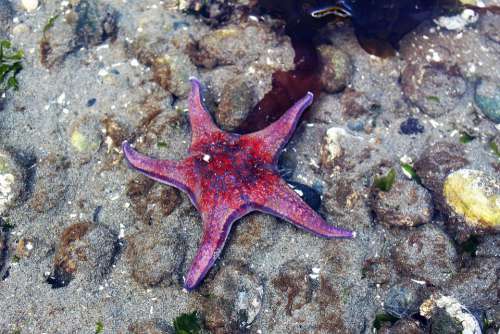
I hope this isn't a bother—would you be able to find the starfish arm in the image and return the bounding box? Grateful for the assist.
[254,178,354,238]
[241,92,313,163]
[122,141,190,192]
[184,203,252,290]
[188,77,220,149]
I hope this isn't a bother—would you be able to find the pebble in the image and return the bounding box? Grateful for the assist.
[215,77,256,131]
[21,0,38,12]
[474,79,500,124]
[318,45,352,93]
[400,117,424,135]
[443,169,500,230]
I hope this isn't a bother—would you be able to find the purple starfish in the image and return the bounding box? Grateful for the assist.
[122,78,354,290]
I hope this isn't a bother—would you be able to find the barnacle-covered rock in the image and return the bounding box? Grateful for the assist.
[0,148,23,215]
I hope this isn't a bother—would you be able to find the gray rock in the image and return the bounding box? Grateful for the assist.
[318,45,352,94]
[379,319,425,334]
[430,307,464,334]
[0,0,13,37]
[48,222,118,288]
[126,225,184,287]
[392,224,458,286]
[384,283,425,318]
[402,63,467,117]
[475,79,500,124]
[215,77,256,131]
[372,178,433,228]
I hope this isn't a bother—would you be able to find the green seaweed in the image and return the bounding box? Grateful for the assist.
[95,321,104,334]
[489,141,500,158]
[459,132,475,144]
[173,311,202,334]
[373,313,398,330]
[0,40,24,92]
[157,141,168,149]
[373,169,396,192]
[43,14,60,33]
[426,95,440,103]
[401,163,421,183]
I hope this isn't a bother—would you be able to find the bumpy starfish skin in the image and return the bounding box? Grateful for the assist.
[122,78,354,290]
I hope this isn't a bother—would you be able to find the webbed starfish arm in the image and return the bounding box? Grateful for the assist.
[241,92,313,163]
[122,141,191,192]
[184,202,252,290]
[253,178,354,238]
[188,77,221,149]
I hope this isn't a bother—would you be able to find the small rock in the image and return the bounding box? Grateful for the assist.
[384,283,425,318]
[474,79,500,124]
[69,116,102,162]
[48,222,118,288]
[318,45,352,93]
[340,89,375,119]
[392,224,458,286]
[431,307,465,334]
[21,0,38,12]
[0,149,23,215]
[215,77,256,131]
[434,9,478,31]
[400,117,425,135]
[414,142,469,209]
[199,261,263,332]
[126,226,184,287]
[443,169,499,230]
[152,52,198,98]
[379,319,425,334]
[402,63,467,117]
[372,178,433,227]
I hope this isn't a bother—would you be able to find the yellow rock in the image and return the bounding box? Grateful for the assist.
[443,169,500,229]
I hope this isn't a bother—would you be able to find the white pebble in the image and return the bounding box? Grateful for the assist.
[22,0,39,12]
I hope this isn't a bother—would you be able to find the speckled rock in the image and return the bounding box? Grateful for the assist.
[215,77,256,131]
[0,149,23,215]
[384,282,426,318]
[475,79,500,124]
[47,222,118,288]
[40,0,119,68]
[30,153,70,213]
[126,225,184,287]
[414,142,469,208]
[198,261,263,333]
[318,45,352,93]
[379,319,425,334]
[152,52,199,98]
[392,225,458,286]
[69,116,102,163]
[372,178,433,228]
[0,0,13,36]
[443,169,499,230]
[128,319,172,334]
[402,63,467,117]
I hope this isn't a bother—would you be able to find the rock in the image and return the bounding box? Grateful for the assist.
[392,225,458,286]
[434,9,478,31]
[400,117,425,135]
[199,261,263,332]
[443,169,499,230]
[431,307,465,334]
[69,116,102,162]
[384,283,425,318]
[0,149,23,215]
[379,319,425,334]
[474,79,500,124]
[372,177,433,228]
[126,226,184,287]
[414,142,469,209]
[215,77,256,131]
[0,0,13,36]
[128,319,172,334]
[40,0,119,68]
[320,126,366,170]
[318,45,352,93]
[480,12,500,44]
[21,0,38,12]
[30,153,70,213]
[48,222,118,288]
[126,175,181,224]
[151,52,198,98]
[340,89,377,119]
[402,63,467,117]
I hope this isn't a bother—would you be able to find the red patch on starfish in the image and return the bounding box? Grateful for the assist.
[122,78,354,290]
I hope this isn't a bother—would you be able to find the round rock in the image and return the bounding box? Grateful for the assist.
[372,178,433,228]
[318,45,352,94]
[0,149,23,215]
[474,79,500,124]
[215,77,256,131]
[443,169,499,230]
[69,116,102,162]
[402,63,466,117]
[392,224,458,286]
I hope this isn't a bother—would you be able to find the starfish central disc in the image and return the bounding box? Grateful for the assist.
[123,78,354,290]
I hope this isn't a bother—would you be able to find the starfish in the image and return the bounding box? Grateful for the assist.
[122,78,354,290]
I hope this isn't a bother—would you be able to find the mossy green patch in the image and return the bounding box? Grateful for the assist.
[374,168,396,192]
[173,311,202,334]
[0,40,24,92]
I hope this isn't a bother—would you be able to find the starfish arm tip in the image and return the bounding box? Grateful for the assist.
[352,231,357,238]
[306,91,314,98]
[189,76,201,85]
